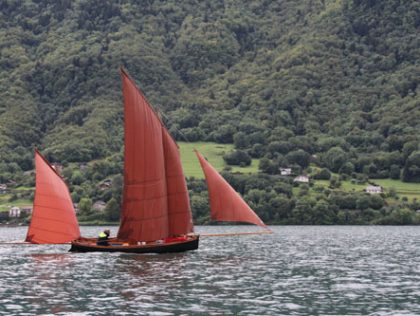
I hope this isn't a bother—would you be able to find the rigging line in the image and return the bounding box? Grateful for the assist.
[156,107,192,144]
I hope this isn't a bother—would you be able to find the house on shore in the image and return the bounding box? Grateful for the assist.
[365,185,382,194]
[294,175,309,183]
[9,206,21,218]
[8,206,33,218]
[280,168,292,176]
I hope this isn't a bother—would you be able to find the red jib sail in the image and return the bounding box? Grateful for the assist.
[195,150,267,228]
[118,68,193,241]
[25,150,80,244]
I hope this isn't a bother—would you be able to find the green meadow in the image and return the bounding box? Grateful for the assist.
[178,142,259,178]
[313,179,420,201]
[0,196,32,212]
[315,180,366,192]
[373,179,420,201]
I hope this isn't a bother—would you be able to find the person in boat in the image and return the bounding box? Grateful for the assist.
[97,229,111,246]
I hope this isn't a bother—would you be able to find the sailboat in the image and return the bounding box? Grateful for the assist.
[70,68,198,253]
[26,149,81,244]
[69,68,268,253]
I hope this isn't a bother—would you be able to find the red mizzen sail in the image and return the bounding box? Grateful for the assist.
[163,130,194,236]
[195,150,267,228]
[118,68,192,241]
[25,150,80,244]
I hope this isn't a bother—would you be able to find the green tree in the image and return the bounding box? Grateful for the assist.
[104,198,120,221]
[233,132,250,149]
[322,147,347,173]
[71,170,85,185]
[78,197,92,216]
[223,150,251,166]
[356,195,370,211]
[339,162,355,175]
[286,150,310,168]
[313,168,331,180]
[389,164,401,180]
[402,151,420,182]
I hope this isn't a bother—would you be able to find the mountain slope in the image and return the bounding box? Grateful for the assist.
[0,0,418,181]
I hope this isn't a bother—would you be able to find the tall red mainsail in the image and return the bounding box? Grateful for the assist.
[195,150,267,228]
[118,68,193,241]
[26,150,80,244]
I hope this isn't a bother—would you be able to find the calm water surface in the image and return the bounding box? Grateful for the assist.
[0,226,419,315]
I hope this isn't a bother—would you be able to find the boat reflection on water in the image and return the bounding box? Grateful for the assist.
[114,252,191,278]
[28,253,72,264]
[113,252,194,303]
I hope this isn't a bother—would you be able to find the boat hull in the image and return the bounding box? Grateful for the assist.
[69,235,199,254]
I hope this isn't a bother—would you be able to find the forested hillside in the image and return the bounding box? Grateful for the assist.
[0,0,419,224]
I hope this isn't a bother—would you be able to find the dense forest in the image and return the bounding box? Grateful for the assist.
[0,0,419,225]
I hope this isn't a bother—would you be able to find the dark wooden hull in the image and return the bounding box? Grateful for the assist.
[69,235,199,254]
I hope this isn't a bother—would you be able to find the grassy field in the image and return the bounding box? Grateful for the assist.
[179,142,259,178]
[372,179,420,200]
[0,195,32,212]
[313,178,420,201]
[315,180,367,192]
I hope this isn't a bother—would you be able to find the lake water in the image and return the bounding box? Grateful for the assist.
[0,226,419,315]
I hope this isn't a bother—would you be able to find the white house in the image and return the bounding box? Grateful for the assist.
[365,185,382,194]
[9,206,21,218]
[280,168,292,176]
[294,175,309,183]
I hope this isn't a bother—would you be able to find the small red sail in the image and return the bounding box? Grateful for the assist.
[195,150,267,227]
[163,130,194,235]
[25,150,80,244]
[118,69,169,241]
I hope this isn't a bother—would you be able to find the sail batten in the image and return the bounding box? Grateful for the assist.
[195,150,267,228]
[26,150,80,244]
[118,69,193,242]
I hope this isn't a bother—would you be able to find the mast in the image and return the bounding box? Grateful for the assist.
[26,149,80,244]
[195,150,268,228]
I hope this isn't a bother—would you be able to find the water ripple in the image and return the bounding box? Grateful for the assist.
[0,226,419,315]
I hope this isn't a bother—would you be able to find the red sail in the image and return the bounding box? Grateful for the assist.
[163,130,193,235]
[195,150,266,227]
[25,150,80,244]
[118,69,169,241]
